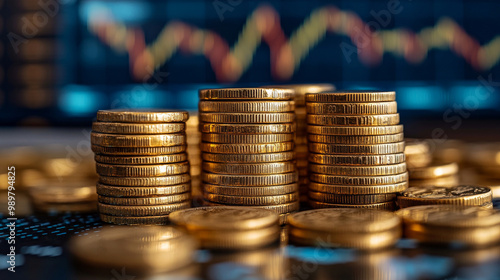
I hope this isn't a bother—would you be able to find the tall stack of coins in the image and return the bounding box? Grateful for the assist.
[305,91,408,210]
[199,88,299,224]
[91,110,192,225]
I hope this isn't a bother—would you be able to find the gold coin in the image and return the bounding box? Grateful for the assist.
[92,122,185,134]
[99,214,169,225]
[397,186,492,208]
[202,161,296,175]
[199,112,295,123]
[96,162,190,177]
[307,125,403,135]
[204,192,299,206]
[308,133,404,144]
[202,151,295,163]
[309,163,407,176]
[310,172,408,185]
[96,183,191,197]
[202,133,294,143]
[308,181,408,195]
[192,227,280,249]
[202,200,300,214]
[200,142,294,154]
[268,84,336,105]
[404,139,430,155]
[96,109,189,123]
[91,144,187,155]
[98,192,191,206]
[95,153,188,165]
[98,201,191,216]
[99,173,191,186]
[91,132,186,147]
[409,175,460,188]
[406,153,432,168]
[28,180,97,203]
[308,153,406,165]
[202,183,298,196]
[199,88,294,100]
[308,192,397,204]
[408,162,458,179]
[306,102,398,115]
[200,123,295,134]
[199,101,295,112]
[307,114,400,126]
[308,142,405,155]
[202,171,298,186]
[308,200,396,211]
[479,180,500,199]
[305,91,396,103]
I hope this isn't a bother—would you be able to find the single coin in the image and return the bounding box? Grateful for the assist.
[202,151,295,163]
[397,185,492,208]
[199,101,295,112]
[199,88,294,100]
[202,133,294,143]
[308,142,405,155]
[92,122,185,134]
[307,114,400,126]
[96,109,189,123]
[200,123,295,134]
[203,192,299,206]
[404,139,430,155]
[308,153,406,165]
[98,193,191,205]
[309,172,408,185]
[99,214,170,225]
[202,161,296,175]
[269,84,336,105]
[308,181,408,195]
[202,183,298,196]
[309,200,396,211]
[308,192,397,204]
[91,145,187,155]
[308,133,404,145]
[202,201,300,214]
[96,183,191,197]
[95,153,187,165]
[306,102,398,115]
[408,162,459,179]
[199,112,295,123]
[99,173,191,186]
[305,91,396,103]
[95,162,190,177]
[202,172,298,186]
[309,163,407,176]
[307,125,403,136]
[98,201,191,216]
[91,132,186,147]
[200,142,294,154]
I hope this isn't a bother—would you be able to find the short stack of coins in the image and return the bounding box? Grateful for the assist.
[199,88,300,224]
[305,91,408,210]
[91,109,192,225]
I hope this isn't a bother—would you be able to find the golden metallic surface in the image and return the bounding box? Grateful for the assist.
[203,200,300,215]
[96,109,189,123]
[405,153,433,168]
[408,162,459,179]
[269,84,335,105]
[202,161,296,175]
[203,192,299,206]
[98,192,191,205]
[308,153,406,165]
[202,151,295,163]
[310,172,408,185]
[95,162,190,177]
[306,102,398,115]
[200,123,295,134]
[308,142,405,155]
[91,144,187,155]
[397,186,492,208]
[404,139,430,155]
[307,133,404,145]
[307,124,404,135]
[28,180,97,203]
[305,91,396,103]
[95,153,188,165]
[199,112,295,123]
[409,175,460,188]
[96,183,191,197]
[98,201,191,216]
[308,192,397,204]
[309,200,397,211]
[199,101,295,112]
[193,227,280,249]
[308,163,407,176]
[202,183,298,196]
[199,88,294,100]
[92,122,185,134]
[202,172,298,186]
[478,179,500,198]
[99,173,191,186]
[202,133,294,143]
[200,142,294,154]
[307,114,400,126]
[99,214,169,225]
[308,181,408,195]
[467,142,500,167]
[91,132,186,147]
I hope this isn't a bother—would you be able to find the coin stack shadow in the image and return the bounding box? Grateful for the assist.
[305,91,408,210]
[90,110,192,225]
[198,88,300,224]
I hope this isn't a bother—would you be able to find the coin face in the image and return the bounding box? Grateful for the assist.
[199,88,294,100]
[305,91,396,103]
[96,109,189,123]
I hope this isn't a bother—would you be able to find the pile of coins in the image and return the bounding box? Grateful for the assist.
[91,110,192,225]
[305,91,408,210]
[198,88,299,224]
[397,185,492,209]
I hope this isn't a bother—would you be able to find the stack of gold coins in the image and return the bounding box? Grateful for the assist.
[199,88,299,224]
[397,205,500,247]
[169,206,280,250]
[288,208,402,249]
[305,91,407,210]
[186,112,202,199]
[397,185,492,209]
[91,109,192,225]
